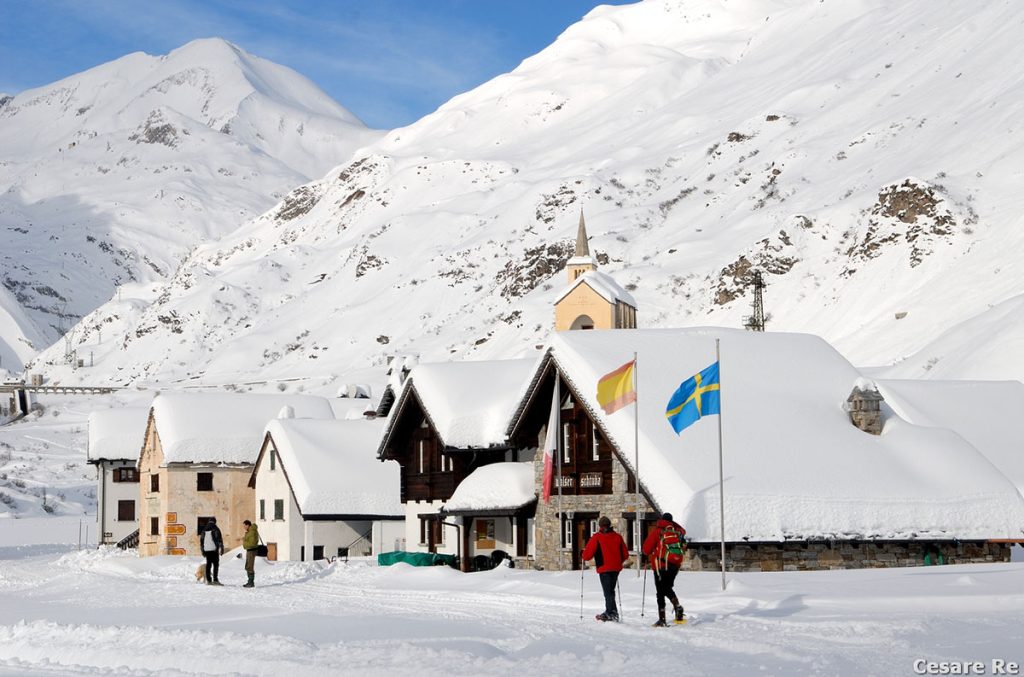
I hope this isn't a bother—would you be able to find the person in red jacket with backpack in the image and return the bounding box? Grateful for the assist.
[642,512,686,627]
[582,516,630,622]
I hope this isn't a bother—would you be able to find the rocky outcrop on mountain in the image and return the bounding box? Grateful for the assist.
[31,0,1024,385]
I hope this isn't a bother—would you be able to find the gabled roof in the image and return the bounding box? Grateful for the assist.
[508,328,1024,542]
[442,461,536,515]
[151,392,334,465]
[87,405,151,462]
[258,418,402,518]
[554,269,636,308]
[378,358,537,455]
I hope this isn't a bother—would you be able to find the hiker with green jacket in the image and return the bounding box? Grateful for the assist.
[242,520,260,588]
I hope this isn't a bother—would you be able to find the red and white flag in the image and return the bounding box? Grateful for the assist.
[542,378,560,503]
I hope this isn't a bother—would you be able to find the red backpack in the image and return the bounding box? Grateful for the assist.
[658,524,686,567]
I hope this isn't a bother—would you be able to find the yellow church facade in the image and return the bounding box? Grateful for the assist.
[554,211,638,331]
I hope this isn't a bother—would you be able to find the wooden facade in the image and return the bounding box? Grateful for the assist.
[380,392,478,505]
[379,385,532,569]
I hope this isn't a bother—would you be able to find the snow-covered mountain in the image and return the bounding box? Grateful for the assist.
[0,38,381,371]
[31,0,1024,387]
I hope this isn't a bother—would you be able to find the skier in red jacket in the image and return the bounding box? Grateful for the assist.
[582,516,630,622]
[642,512,687,627]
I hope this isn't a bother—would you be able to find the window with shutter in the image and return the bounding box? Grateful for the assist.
[150,517,159,536]
[150,474,159,493]
[259,499,265,521]
[274,499,284,520]
[117,500,135,522]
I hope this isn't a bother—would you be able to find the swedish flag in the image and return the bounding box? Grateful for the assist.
[665,362,720,434]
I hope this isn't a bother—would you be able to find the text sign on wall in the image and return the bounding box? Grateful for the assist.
[556,476,574,488]
[166,512,177,523]
[580,473,602,488]
[166,523,186,536]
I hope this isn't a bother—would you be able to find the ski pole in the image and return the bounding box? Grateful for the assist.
[579,562,585,620]
[617,578,624,619]
[641,562,648,617]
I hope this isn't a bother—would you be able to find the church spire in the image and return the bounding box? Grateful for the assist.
[566,209,596,283]
[575,210,590,257]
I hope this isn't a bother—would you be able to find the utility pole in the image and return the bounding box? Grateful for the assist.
[743,270,766,332]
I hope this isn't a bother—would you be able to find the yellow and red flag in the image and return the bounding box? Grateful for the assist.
[596,359,636,415]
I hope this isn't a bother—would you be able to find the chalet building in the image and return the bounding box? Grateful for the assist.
[377,358,537,571]
[250,417,404,561]
[87,406,151,547]
[506,328,1024,571]
[137,392,334,557]
[554,212,637,331]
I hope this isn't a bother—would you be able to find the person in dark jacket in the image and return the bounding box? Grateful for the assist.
[198,517,224,586]
[582,516,630,622]
[642,512,687,626]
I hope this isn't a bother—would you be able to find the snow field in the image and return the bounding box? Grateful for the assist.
[0,539,1021,675]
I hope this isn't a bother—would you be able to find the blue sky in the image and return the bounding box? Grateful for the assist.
[0,0,632,129]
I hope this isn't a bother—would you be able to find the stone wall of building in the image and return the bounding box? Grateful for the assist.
[684,540,1012,572]
[530,436,653,571]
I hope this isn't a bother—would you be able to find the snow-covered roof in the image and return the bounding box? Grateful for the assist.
[328,397,377,420]
[878,379,1024,497]
[87,406,151,462]
[262,418,401,517]
[567,255,597,267]
[555,270,637,308]
[386,358,537,449]
[518,328,1024,542]
[152,392,334,465]
[443,462,536,513]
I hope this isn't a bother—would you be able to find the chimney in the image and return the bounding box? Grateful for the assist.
[846,386,884,435]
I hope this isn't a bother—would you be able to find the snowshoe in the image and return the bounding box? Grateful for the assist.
[652,618,668,627]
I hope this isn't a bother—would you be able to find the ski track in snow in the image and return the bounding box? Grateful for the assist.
[0,545,1021,676]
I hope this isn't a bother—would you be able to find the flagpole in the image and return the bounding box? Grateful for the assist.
[633,351,640,578]
[716,338,726,592]
[556,375,564,572]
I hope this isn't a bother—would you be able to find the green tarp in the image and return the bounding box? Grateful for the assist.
[377,551,458,568]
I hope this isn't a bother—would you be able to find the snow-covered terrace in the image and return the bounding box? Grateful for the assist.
[442,461,536,515]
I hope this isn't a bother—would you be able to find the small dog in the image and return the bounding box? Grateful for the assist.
[195,563,207,582]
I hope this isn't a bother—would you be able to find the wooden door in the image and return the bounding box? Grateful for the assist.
[266,542,277,561]
[572,514,598,570]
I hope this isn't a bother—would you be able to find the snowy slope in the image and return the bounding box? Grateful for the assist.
[0,38,381,371]
[34,0,1024,387]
